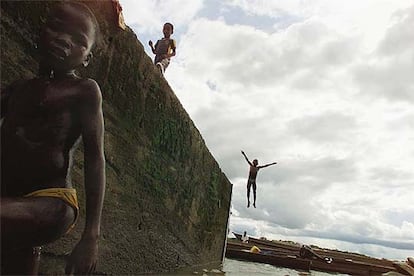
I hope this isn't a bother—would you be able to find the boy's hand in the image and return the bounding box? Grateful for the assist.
[65,237,99,275]
[148,40,153,47]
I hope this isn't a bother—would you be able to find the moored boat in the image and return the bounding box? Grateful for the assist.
[225,242,311,272]
[227,232,408,275]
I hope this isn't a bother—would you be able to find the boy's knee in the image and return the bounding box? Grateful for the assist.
[156,62,164,74]
[2,197,76,247]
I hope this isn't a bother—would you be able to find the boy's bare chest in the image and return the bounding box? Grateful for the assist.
[156,39,172,53]
[9,79,79,119]
[4,79,82,140]
[249,166,259,175]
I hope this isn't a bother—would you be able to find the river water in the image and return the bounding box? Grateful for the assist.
[165,258,348,275]
[222,258,348,276]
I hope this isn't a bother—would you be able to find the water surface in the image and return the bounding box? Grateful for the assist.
[223,258,348,276]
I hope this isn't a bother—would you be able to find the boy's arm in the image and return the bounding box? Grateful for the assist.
[241,150,253,166]
[148,40,157,54]
[167,39,176,58]
[258,162,277,169]
[166,48,176,59]
[66,79,106,275]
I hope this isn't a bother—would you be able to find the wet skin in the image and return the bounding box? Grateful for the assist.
[1,3,105,275]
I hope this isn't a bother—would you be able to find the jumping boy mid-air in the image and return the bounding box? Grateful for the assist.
[241,151,277,208]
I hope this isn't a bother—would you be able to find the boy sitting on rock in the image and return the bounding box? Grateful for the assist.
[1,2,105,274]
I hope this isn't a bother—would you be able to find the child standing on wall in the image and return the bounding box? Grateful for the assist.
[149,22,176,74]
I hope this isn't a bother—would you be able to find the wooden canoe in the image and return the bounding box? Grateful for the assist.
[229,233,403,275]
[225,245,311,272]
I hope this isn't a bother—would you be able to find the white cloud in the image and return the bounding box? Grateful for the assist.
[378,5,414,55]
[120,0,414,259]
[225,0,414,50]
[120,0,204,35]
[287,112,357,142]
[352,5,414,102]
[177,17,360,92]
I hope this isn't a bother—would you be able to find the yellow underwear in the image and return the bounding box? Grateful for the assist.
[24,188,79,233]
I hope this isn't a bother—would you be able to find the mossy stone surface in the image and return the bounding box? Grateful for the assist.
[1,1,232,274]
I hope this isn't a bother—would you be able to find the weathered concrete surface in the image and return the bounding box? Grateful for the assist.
[0,1,232,274]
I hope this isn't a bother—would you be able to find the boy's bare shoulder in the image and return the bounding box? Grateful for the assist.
[77,78,101,92]
[76,78,102,102]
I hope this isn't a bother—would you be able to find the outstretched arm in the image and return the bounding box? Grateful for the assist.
[258,161,277,169]
[66,80,106,275]
[241,150,253,166]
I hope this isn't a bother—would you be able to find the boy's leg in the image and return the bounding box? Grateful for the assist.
[156,62,164,74]
[157,58,170,75]
[1,246,41,275]
[253,183,257,208]
[1,197,75,274]
[246,181,251,207]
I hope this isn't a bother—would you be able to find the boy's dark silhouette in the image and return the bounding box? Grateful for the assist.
[241,151,277,208]
[148,22,176,74]
[241,231,249,243]
[1,2,105,274]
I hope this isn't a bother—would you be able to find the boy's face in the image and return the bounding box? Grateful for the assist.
[163,24,173,37]
[39,4,95,71]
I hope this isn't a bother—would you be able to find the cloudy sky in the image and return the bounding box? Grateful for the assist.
[119,0,414,260]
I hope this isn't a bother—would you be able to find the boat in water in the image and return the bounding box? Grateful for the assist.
[226,232,413,275]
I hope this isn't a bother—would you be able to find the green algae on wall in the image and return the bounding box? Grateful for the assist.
[1,0,232,274]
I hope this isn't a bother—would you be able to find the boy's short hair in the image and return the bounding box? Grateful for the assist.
[49,1,100,42]
[164,22,174,33]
